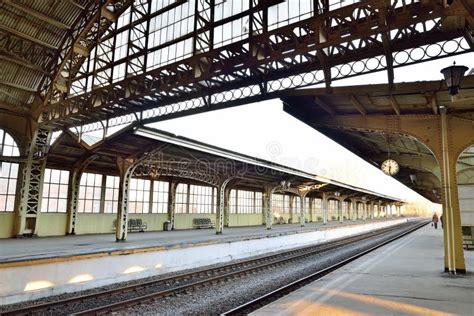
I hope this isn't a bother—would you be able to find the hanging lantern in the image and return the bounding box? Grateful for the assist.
[440,62,468,96]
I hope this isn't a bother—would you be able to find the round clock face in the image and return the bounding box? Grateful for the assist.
[381,159,399,176]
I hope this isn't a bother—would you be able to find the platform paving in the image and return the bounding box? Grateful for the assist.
[0,219,391,264]
[253,224,474,316]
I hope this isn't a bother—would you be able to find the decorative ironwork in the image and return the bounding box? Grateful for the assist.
[40,0,471,131]
[217,176,234,234]
[16,128,51,235]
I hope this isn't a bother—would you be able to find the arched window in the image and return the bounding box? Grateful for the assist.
[0,129,20,212]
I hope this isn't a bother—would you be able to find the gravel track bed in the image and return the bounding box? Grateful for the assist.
[0,251,277,314]
[0,223,418,315]
[128,224,417,315]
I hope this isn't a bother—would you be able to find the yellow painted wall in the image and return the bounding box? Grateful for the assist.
[228,214,263,227]
[311,212,324,222]
[37,213,67,236]
[174,213,215,230]
[0,213,14,238]
[75,213,116,235]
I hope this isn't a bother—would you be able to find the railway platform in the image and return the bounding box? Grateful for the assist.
[0,218,406,305]
[1,219,393,264]
[253,224,474,316]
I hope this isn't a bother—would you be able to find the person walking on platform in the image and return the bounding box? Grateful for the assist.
[432,212,439,229]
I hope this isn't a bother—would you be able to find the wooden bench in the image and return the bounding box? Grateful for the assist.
[112,219,147,232]
[192,218,214,229]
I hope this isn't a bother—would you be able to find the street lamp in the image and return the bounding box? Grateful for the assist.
[440,62,468,96]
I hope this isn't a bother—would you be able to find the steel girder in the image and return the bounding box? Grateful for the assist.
[41,0,473,130]
[35,0,133,118]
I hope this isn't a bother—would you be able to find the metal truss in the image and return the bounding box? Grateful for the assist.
[37,0,133,116]
[134,163,222,187]
[40,0,473,130]
[16,128,51,235]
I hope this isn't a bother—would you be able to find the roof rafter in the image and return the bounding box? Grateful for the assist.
[4,0,70,30]
[0,48,49,75]
[0,25,58,50]
[389,95,401,115]
[314,96,336,116]
[349,95,367,116]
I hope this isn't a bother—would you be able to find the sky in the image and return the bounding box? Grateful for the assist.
[149,53,473,203]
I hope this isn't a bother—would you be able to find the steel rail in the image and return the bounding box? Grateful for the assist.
[73,221,423,315]
[221,220,429,315]
[2,220,420,316]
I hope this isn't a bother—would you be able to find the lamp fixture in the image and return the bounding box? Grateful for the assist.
[440,61,468,96]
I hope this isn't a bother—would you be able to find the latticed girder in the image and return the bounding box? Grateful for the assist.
[41,0,473,129]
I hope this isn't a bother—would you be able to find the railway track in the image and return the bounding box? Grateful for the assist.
[222,220,428,315]
[2,220,427,316]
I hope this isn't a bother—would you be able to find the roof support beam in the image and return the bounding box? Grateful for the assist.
[427,94,439,115]
[0,49,49,75]
[4,0,70,30]
[0,25,58,50]
[314,96,335,116]
[389,95,401,115]
[350,95,367,116]
[0,80,37,92]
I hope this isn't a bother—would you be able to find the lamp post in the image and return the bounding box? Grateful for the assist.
[440,62,468,96]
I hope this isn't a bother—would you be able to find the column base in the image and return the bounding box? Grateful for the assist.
[215,231,223,235]
[266,227,272,230]
[116,238,126,242]
[444,267,467,274]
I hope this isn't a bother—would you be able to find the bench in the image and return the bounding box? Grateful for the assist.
[193,218,214,229]
[128,219,147,232]
[112,219,147,232]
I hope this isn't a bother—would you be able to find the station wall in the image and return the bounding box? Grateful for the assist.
[0,211,333,238]
[0,213,14,238]
[459,184,474,226]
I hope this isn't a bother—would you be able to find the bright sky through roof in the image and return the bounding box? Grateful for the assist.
[151,54,473,203]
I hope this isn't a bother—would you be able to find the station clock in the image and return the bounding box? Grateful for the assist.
[381,159,399,176]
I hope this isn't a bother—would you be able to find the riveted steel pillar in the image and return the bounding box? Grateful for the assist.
[216,177,232,234]
[66,155,98,235]
[351,199,356,221]
[299,195,305,227]
[168,181,178,230]
[289,195,294,223]
[338,199,343,223]
[116,158,133,242]
[440,109,466,274]
[263,187,273,230]
[322,193,328,225]
[224,188,231,227]
[15,128,50,237]
[66,169,80,235]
